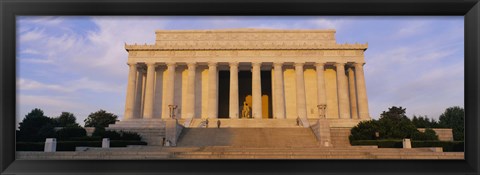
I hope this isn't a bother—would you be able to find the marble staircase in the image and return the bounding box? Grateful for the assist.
[107,119,166,145]
[176,128,319,147]
[189,118,303,128]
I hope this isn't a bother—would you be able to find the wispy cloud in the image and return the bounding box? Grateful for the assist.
[18,77,124,93]
[17,78,68,92]
[18,28,46,43]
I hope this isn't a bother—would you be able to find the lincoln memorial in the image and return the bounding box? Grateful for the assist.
[109,28,372,147]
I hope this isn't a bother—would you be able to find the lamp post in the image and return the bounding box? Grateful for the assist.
[317,104,327,119]
[168,105,178,119]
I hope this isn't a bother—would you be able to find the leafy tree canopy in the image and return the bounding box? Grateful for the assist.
[411,115,441,128]
[84,109,119,128]
[377,106,418,139]
[53,112,80,127]
[350,106,430,141]
[17,108,56,142]
[439,106,464,141]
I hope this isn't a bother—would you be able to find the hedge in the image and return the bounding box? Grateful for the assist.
[351,140,464,152]
[17,140,147,151]
[351,140,403,148]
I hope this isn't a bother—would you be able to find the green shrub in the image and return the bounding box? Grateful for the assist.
[351,140,403,148]
[55,127,87,140]
[64,136,102,141]
[16,142,44,151]
[92,128,142,141]
[349,120,380,141]
[56,141,102,151]
[119,131,142,141]
[411,128,439,141]
[350,106,419,141]
[412,141,464,152]
[102,131,122,140]
[110,140,147,147]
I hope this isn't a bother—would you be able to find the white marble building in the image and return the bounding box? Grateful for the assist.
[122,28,371,122]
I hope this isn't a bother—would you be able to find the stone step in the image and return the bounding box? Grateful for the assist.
[189,119,304,128]
[16,147,465,160]
[177,128,319,147]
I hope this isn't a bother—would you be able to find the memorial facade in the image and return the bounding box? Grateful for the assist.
[122,29,371,123]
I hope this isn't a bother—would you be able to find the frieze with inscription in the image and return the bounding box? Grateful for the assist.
[129,50,365,58]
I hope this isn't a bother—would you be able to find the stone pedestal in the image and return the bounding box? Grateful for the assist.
[403,138,412,149]
[165,119,184,146]
[44,138,56,152]
[102,138,110,148]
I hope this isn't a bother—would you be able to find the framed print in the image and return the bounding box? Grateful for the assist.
[1,0,479,175]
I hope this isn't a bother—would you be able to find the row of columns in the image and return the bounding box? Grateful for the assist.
[123,62,370,120]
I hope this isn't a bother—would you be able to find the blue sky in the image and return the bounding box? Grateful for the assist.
[16,16,464,126]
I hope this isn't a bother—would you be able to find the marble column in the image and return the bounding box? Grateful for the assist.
[229,62,239,119]
[163,62,176,119]
[273,62,286,119]
[295,62,307,119]
[124,63,137,120]
[347,66,359,119]
[354,62,371,119]
[134,70,144,118]
[315,62,327,114]
[208,62,218,119]
[335,62,350,119]
[143,62,156,119]
[251,62,263,119]
[186,62,196,118]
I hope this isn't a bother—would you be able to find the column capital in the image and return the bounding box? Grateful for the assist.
[335,62,346,67]
[145,62,156,67]
[208,62,217,67]
[252,62,262,67]
[127,62,137,66]
[314,62,326,67]
[353,62,366,68]
[273,62,284,67]
[187,62,197,68]
[294,62,305,67]
[166,62,176,67]
[229,62,239,67]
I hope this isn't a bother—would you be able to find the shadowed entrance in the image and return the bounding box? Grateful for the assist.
[218,70,272,118]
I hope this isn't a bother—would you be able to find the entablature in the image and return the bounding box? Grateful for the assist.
[125,42,368,51]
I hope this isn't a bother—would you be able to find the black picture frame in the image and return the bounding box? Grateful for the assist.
[1,0,479,174]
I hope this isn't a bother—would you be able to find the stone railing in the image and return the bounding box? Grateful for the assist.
[165,119,184,146]
[310,120,321,141]
[299,117,310,127]
[183,117,194,127]
[309,119,332,147]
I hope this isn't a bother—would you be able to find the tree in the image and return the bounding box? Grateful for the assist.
[377,106,417,139]
[350,106,419,141]
[84,109,119,128]
[56,126,87,140]
[349,120,380,141]
[412,128,438,141]
[439,106,464,141]
[17,108,56,142]
[53,112,79,127]
[411,115,440,128]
